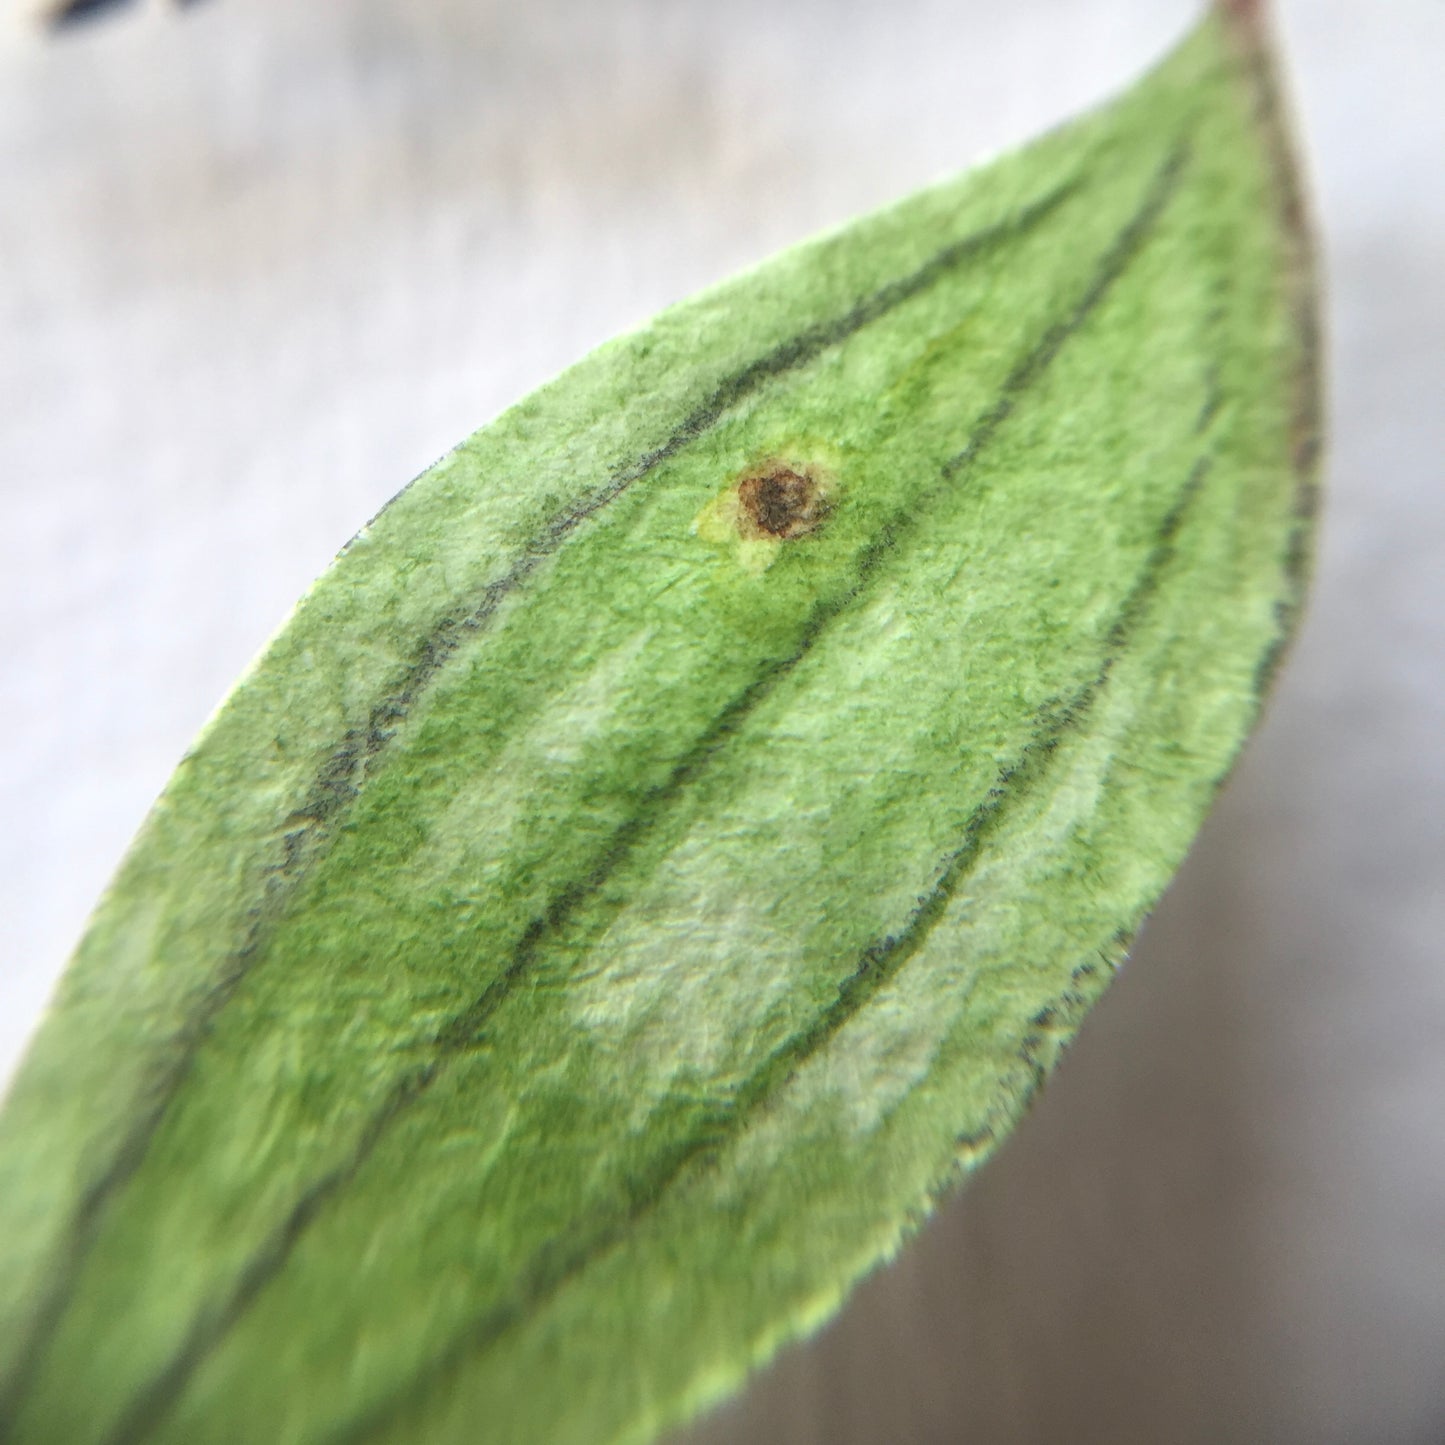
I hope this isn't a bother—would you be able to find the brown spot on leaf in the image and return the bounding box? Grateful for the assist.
[735,463,829,541]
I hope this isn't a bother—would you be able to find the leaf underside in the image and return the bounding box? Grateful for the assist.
[0,11,1318,1445]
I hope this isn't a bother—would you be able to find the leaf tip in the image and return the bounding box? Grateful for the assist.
[1213,0,1275,51]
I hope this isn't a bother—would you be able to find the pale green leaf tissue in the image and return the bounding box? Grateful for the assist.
[0,6,1319,1443]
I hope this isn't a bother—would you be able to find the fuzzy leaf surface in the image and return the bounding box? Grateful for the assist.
[0,11,1318,1444]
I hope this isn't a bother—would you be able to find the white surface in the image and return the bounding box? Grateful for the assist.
[2,2,1442,1441]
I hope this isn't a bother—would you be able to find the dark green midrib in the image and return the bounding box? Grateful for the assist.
[81,140,1194,1445]
[329,438,1216,1445]
[0,171,1086,1431]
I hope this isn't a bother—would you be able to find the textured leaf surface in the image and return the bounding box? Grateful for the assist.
[0,9,1318,1444]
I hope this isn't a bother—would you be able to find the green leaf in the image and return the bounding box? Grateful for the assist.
[0,7,1319,1444]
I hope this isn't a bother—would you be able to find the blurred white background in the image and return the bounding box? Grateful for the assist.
[1,1,1441,1440]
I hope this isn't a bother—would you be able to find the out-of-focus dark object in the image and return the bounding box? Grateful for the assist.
[48,0,207,32]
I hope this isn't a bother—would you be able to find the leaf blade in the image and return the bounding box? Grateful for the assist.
[0,11,1319,1444]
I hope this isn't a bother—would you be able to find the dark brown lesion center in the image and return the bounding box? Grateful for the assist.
[736,464,829,541]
